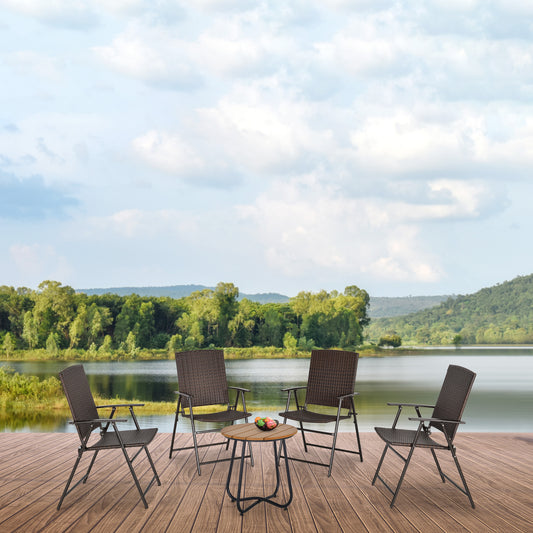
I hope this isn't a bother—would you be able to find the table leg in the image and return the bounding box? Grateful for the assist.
[226,438,294,514]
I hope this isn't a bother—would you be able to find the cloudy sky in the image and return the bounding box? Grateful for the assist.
[1,0,533,298]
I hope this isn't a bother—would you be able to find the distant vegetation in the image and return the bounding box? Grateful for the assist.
[80,284,290,304]
[0,280,369,358]
[368,295,449,318]
[79,284,447,317]
[366,274,533,345]
[3,274,532,360]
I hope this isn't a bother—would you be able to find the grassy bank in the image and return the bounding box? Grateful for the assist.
[0,367,176,427]
[0,344,394,363]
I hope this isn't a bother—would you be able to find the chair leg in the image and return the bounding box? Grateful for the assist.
[169,405,180,459]
[83,449,99,483]
[57,450,83,511]
[372,443,389,485]
[431,448,446,482]
[120,445,149,509]
[327,415,343,476]
[390,445,416,508]
[299,421,308,452]
[189,416,202,475]
[144,446,161,487]
[350,398,363,462]
[451,449,475,508]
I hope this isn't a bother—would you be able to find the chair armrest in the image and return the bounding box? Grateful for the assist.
[387,402,435,408]
[69,418,128,425]
[96,403,145,409]
[338,392,359,399]
[281,386,307,392]
[408,416,464,424]
[228,386,250,393]
[174,391,192,399]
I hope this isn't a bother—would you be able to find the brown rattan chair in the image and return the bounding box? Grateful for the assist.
[169,349,253,475]
[278,349,363,476]
[57,364,160,510]
[372,364,476,508]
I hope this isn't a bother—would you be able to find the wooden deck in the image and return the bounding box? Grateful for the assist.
[0,432,532,532]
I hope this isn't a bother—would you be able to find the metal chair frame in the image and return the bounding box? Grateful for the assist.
[372,364,476,508]
[57,365,160,510]
[169,349,253,475]
[279,349,363,476]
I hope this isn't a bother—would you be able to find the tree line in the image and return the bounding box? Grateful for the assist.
[0,280,370,356]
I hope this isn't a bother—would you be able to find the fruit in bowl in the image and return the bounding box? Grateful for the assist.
[254,416,279,431]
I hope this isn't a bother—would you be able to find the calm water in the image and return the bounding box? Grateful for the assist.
[2,348,532,433]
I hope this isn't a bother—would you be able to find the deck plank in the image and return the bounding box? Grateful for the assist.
[0,432,531,533]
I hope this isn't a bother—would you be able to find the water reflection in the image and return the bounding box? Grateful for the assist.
[2,351,533,433]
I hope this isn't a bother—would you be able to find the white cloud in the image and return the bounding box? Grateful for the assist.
[89,209,200,240]
[93,28,202,89]
[239,177,444,283]
[132,131,206,177]
[9,243,71,285]
[0,0,99,28]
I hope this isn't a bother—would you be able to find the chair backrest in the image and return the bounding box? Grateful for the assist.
[305,349,359,409]
[430,364,476,441]
[175,350,230,407]
[59,364,100,442]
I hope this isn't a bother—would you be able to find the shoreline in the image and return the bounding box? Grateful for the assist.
[2,344,533,364]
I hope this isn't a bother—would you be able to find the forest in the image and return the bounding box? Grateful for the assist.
[0,280,370,357]
[366,273,533,345]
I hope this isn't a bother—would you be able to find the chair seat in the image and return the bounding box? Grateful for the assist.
[280,409,351,424]
[89,427,158,450]
[375,426,447,449]
[183,409,251,423]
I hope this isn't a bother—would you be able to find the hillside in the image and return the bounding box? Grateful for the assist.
[368,295,449,318]
[365,273,533,345]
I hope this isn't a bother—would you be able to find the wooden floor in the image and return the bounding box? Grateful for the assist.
[0,431,532,532]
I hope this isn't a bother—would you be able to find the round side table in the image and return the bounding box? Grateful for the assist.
[221,423,297,515]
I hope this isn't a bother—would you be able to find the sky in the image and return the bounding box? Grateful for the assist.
[1,0,533,298]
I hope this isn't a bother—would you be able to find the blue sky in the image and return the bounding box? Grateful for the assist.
[1,0,533,298]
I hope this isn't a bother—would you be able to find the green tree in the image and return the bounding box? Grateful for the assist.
[98,335,113,355]
[46,332,60,356]
[3,332,15,356]
[378,334,402,347]
[33,281,76,347]
[213,282,239,346]
[137,301,155,348]
[283,331,297,352]
[125,331,138,357]
[22,311,39,349]
[87,304,112,346]
[228,299,256,347]
[69,304,88,348]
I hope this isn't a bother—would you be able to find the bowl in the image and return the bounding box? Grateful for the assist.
[254,416,279,431]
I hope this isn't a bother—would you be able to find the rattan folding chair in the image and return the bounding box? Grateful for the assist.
[372,364,476,508]
[57,364,160,510]
[278,349,363,476]
[169,349,253,475]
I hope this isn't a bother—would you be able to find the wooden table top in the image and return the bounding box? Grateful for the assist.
[221,423,297,442]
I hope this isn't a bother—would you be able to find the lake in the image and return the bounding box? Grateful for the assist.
[2,348,532,433]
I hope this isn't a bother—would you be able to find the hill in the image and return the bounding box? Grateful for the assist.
[368,295,449,318]
[78,284,290,304]
[365,273,533,345]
